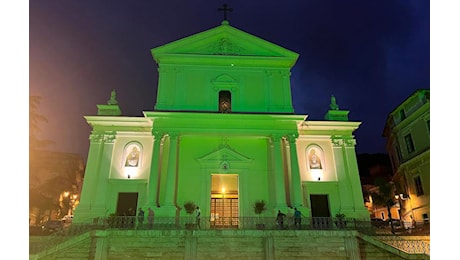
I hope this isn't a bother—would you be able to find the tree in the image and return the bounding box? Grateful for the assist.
[253,200,267,229]
[370,177,397,233]
[29,96,56,223]
[29,96,53,152]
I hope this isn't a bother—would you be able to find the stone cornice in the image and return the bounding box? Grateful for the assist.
[299,121,361,132]
[399,149,430,173]
[331,135,357,147]
[89,132,116,143]
[85,116,153,132]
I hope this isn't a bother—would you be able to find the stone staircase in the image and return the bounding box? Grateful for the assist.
[30,230,430,259]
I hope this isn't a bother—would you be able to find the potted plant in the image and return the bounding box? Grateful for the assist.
[335,212,346,229]
[183,201,197,229]
[253,200,267,229]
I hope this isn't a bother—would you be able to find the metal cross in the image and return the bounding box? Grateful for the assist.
[218,4,233,21]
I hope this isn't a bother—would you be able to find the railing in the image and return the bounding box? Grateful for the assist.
[87,216,375,231]
[29,216,430,255]
[376,235,430,255]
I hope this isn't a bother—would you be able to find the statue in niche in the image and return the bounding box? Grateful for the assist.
[107,89,118,105]
[308,148,322,169]
[125,146,140,167]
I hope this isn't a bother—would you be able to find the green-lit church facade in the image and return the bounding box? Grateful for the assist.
[73,20,369,225]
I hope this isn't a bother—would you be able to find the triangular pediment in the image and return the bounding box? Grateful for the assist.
[211,74,238,85]
[197,145,252,163]
[151,21,299,59]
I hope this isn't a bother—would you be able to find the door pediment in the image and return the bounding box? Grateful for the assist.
[197,145,253,170]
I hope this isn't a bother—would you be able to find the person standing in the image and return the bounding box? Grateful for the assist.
[147,207,155,229]
[137,207,145,229]
[276,210,286,229]
[195,206,201,229]
[294,208,303,230]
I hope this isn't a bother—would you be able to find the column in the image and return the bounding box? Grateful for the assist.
[163,132,179,210]
[147,132,164,208]
[286,133,302,208]
[271,134,287,209]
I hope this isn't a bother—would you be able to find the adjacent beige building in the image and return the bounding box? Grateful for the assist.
[383,89,430,224]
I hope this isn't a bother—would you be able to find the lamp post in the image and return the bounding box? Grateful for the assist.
[394,194,401,223]
[396,193,411,228]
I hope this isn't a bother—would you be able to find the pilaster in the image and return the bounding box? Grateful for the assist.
[344,235,361,260]
[270,134,287,209]
[74,132,116,223]
[146,132,164,208]
[331,136,368,218]
[163,132,179,215]
[92,231,108,260]
[285,133,302,208]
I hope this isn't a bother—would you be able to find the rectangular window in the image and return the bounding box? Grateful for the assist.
[400,110,406,120]
[414,176,424,196]
[404,134,415,153]
[422,213,429,223]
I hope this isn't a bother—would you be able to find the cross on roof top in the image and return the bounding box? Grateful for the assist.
[218,4,233,21]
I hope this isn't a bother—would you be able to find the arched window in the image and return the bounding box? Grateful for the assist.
[219,90,231,113]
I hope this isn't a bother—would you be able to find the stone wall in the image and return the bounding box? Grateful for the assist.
[31,230,422,260]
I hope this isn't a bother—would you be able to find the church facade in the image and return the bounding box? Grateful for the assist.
[73,20,369,226]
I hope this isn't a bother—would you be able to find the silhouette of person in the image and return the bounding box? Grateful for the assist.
[195,206,201,229]
[294,208,303,229]
[125,208,135,228]
[147,207,155,229]
[137,207,145,229]
[276,210,286,229]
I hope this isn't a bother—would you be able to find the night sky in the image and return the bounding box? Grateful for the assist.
[29,0,430,161]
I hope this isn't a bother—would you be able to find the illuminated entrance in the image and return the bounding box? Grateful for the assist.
[210,174,239,228]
